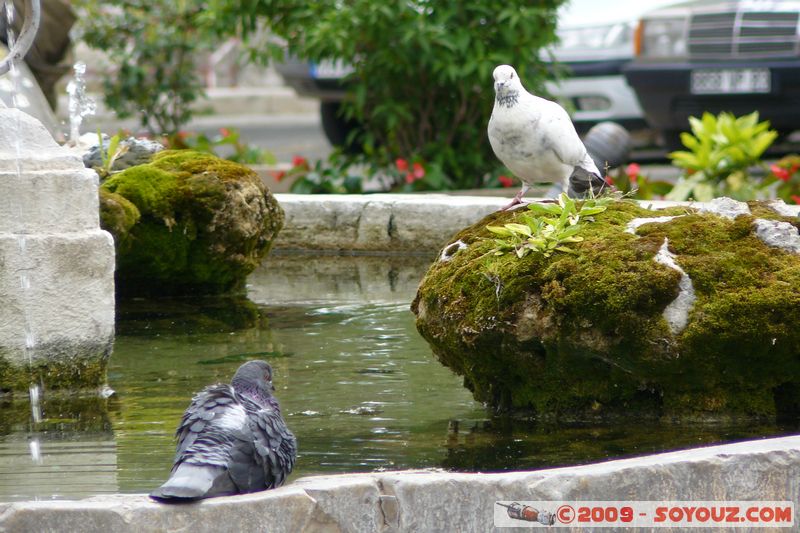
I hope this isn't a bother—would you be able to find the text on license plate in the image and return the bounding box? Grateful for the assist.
[690,68,771,94]
[310,60,353,80]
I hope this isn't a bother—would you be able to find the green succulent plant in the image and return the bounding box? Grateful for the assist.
[667,111,778,202]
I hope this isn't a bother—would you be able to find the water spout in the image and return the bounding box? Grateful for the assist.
[66,61,95,144]
[0,0,39,77]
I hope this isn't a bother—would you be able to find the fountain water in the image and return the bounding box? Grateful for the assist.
[65,61,95,145]
[0,0,115,399]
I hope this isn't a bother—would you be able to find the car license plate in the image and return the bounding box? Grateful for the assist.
[690,68,771,94]
[310,60,353,80]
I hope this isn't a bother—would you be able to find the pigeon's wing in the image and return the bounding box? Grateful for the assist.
[540,100,594,169]
[249,405,297,489]
[173,384,244,468]
[151,384,247,501]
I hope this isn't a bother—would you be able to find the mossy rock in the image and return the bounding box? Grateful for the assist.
[411,199,800,421]
[99,150,284,295]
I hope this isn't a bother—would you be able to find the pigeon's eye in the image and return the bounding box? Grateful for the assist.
[510,73,514,79]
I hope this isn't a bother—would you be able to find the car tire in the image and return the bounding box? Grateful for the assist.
[320,101,363,154]
[661,129,686,152]
[582,121,632,171]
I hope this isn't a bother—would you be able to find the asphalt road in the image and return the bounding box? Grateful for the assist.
[83,112,334,165]
[190,113,334,164]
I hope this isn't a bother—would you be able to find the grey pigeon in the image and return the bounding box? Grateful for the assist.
[150,360,296,502]
[488,64,606,209]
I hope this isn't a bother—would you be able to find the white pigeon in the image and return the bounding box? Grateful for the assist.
[488,64,606,209]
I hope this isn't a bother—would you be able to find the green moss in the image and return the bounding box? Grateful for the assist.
[151,150,256,182]
[0,350,110,394]
[103,165,180,221]
[413,200,800,421]
[98,189,140,238]
[99,150,284,296]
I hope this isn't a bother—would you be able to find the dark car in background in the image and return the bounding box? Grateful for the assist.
[624,0,800,145]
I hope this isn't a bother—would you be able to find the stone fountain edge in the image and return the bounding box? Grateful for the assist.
[269,193,800,254]
[1,434,798,531]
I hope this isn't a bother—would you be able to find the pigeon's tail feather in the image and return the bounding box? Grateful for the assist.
[567,165,606,198]
[150,463,229,502]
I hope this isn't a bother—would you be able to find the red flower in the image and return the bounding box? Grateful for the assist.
[401,162,426,184]
[625,163,641,179]
[771,163,791,182]
[292,155,308,169]
[498,175,514,188]
[791,195,800,205]
[274,170,286,182]
[219,127,231,137]
[605,175,615,186]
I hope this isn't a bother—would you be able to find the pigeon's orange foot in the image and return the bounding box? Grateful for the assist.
[500,197,527,211]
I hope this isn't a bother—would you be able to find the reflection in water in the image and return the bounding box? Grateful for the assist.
[440,417,799,472]
[0,395,116,501]
[0,255,796,501]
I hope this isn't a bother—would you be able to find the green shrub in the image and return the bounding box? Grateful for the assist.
[666,111,778,201]
[75,0,215,136]
[206,0,565,188]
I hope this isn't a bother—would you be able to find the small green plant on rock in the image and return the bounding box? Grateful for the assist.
[93,130,128,180]
[487,193,609,258]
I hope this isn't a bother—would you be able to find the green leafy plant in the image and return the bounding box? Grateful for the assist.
[206,0,565,189]
[666,111,778,201]
[169,127,277,165]
[487,193,609,258]
[93,130,128,180]
[75,0,215,136]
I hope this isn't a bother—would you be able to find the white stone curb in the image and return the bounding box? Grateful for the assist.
[272,194,800,254]
[272,193,508,253]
